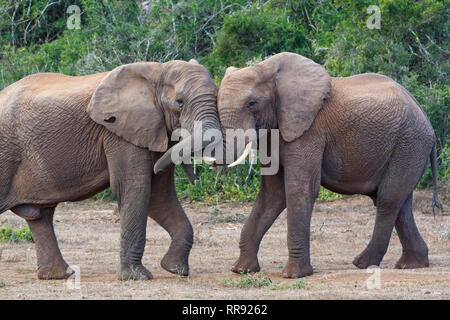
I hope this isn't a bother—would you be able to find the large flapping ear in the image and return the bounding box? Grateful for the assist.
[265,52,331,142]
[87,62,168,152]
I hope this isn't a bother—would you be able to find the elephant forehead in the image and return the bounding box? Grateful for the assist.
[218,87,247,106]
[223,68,259,86]
[164,61,209,82]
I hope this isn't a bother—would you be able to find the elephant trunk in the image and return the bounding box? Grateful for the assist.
[154,98,223,174]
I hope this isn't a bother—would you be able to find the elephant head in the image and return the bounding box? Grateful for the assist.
[87,59,222,173]
[217,52,331,164]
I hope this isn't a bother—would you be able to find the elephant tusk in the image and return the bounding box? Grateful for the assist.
[194,156,217,164]
[202,156,217,163]
[228,142,253,167]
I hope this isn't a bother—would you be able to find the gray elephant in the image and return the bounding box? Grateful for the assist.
[217,52,442,278]
[0,59,222,280]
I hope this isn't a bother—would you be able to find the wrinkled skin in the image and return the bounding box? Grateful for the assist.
[0,59,221,280]
[218,52,441,278]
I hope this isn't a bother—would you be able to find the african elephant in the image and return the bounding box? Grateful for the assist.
[0,59,222,280]
[217,52,442,278]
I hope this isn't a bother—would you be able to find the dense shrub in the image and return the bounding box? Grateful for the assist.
[1,0,447,202]
[0,224,33,243]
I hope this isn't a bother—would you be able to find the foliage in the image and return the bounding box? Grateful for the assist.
[222,272,309,290]
[174,160,342,203]
[290,279,309,289]
[0,0,447,202]
[222,273,272,288]
[418,144,449,188]
[0,224,33,243]
[175,161,260,203]
[92,188,116,202]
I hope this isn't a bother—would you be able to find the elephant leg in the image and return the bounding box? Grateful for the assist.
[281,142,323,278]
[394,193,429,268]
[148,165,193,276]
[232,169,286,274]
[353,201,402,269]
[21,206,73,280]
[105,140,153,281]
[353,152,423,269]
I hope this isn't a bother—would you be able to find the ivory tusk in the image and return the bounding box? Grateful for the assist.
[194,156,217,164]
[228,142,253,167]
[202,156,217,163]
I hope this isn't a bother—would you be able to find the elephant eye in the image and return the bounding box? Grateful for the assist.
[247,101,258,108]
[176,99,184,108]
[104,116,116,123]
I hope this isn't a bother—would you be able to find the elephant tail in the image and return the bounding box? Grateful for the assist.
[430,142,442,216]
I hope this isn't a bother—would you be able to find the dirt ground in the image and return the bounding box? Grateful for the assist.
[0,189,448,300]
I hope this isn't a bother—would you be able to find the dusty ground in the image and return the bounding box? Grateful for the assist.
[0,189,448,300]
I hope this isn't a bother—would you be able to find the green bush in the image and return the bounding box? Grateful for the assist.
[92,188,116,202]
[203,4,311,77]
[175,161,260,203]
[0,224,33,243]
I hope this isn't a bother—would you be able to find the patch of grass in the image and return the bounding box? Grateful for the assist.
[0,224,33,243]
[204,207,247,224]
[268,279,309,290]
[222,273,309,290]
[0,280,6,288]
[215,212,247,223]
[223,273,272,289]
[441,228,450,239]
[290,279,308,289]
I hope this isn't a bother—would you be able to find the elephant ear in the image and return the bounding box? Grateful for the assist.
[270,52,331,142]
[87,62,168,152]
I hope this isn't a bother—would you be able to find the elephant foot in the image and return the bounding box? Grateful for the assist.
[395,250,429,269]
[38,262,73,280]
[160,253,189,276]
[352,249,383,269]
[119,264,153,281]
[231,256,260,274]
[282,261,313,279]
